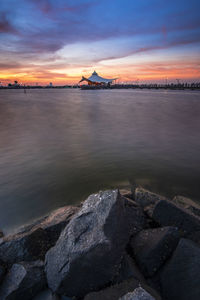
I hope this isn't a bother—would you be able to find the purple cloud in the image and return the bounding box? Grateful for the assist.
[0,13,17,34]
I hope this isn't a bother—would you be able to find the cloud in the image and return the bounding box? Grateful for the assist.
[0,13,17,34]
[0,0,200,83]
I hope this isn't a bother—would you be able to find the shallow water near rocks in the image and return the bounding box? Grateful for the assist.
[0,88,200,234]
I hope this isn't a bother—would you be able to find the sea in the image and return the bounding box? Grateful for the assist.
[0,88,200,234]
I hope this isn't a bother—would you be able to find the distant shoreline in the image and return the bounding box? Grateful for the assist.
[0,84,200,91]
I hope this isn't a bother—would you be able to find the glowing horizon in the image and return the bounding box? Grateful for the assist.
[0,0,200,85]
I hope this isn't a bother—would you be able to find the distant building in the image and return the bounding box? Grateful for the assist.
[79,71,117,86]
[49,82,53,87]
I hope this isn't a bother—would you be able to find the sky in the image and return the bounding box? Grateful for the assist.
[0,0,200,85]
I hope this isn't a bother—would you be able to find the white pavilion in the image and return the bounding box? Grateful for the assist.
[79,71,117,86]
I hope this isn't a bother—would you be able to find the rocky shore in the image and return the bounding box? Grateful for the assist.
[0,186,200,300]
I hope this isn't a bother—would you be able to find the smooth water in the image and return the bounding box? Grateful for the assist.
[0,88,200,234]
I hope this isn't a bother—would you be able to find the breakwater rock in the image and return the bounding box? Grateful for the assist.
[0,187,200,299]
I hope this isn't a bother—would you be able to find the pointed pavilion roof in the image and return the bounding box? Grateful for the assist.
[79,71,117,84]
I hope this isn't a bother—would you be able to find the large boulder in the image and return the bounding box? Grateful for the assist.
[119,287,156,300]
[0,228,50,264]
[0,260,46,300]
[45,190,145,298]
[129,227,180,277]
[161,238,200,300]
[151,200,200,234]
[134,188,167,208]
[0,206,79,265]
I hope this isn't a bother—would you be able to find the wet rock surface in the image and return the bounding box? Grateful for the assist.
[0,260,46,300]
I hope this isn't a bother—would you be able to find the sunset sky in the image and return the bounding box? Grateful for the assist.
[0,0,200,85]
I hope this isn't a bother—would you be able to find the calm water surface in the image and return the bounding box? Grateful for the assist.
[0,88,200,234]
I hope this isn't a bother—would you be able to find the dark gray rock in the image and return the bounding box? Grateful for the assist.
[112,254,146,284]
[0,263,5,284]
[19,205,79,246]
[123,196,147,236]
[0,206,79,265]
[45,190,143,298]
[135,188,167,208]
[32,289,60,300]
[187,230,200,247]
[129,227,180,277]
[119,287,156,300]
[152,200,200,234]
[161,238,200,300]
[84,279,161,300]
[84,278,139,300]
[0,260,46,300]
[173,195,200,217]
[0,228,50,264]
[33,289,72,300]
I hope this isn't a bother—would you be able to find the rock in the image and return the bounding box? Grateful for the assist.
[129,227,180,277]
[84,278,139,300]
[173,195,200,217]
[19,205,79,246]
[120,189,134,200]
[119,287,156,300]
[187,231,200,247]
[151,200,200,234]
[45,190,142,298]
[0,263,5,284]
[0,230,4,238]
[0,260,46,300]
[112,254,146,284]
[135,188,167,208]
[32,289,73,300]
[161,238,200,300]
[84,279,160,300]
[130,183,139,199]
[123,197,147,236]
[0,206,79,265]
[0,228,50,264]
[32,289,60,300]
